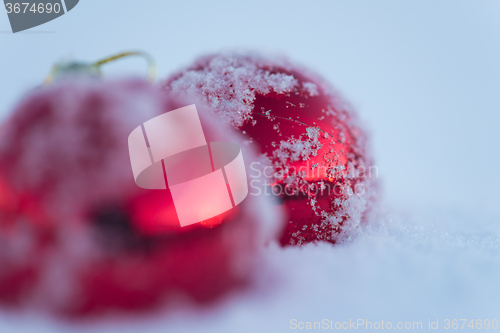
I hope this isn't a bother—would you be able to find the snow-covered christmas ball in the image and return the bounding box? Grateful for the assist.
[163,52,377,245]
[0,77,282,315]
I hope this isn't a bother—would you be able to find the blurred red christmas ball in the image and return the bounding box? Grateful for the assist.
[163,52,377,246]
[0,77,282,315]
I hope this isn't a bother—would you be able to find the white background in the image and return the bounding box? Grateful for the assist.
[0,1,499,332]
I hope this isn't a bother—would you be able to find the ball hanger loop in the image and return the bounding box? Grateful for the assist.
[93,51,157,82]
[45,50,157,84]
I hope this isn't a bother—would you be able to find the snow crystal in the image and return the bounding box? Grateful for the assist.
[273,127,323,164]
[302,82,319,97]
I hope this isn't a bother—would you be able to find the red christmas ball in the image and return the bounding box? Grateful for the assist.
[163,52,377,246]
[0,77,282,315]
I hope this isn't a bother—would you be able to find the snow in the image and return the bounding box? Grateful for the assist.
[1,0,500,332]
[274,129,322,163]
[1,205,500,332]
[164,52,298,128]
[302,82,319,97]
